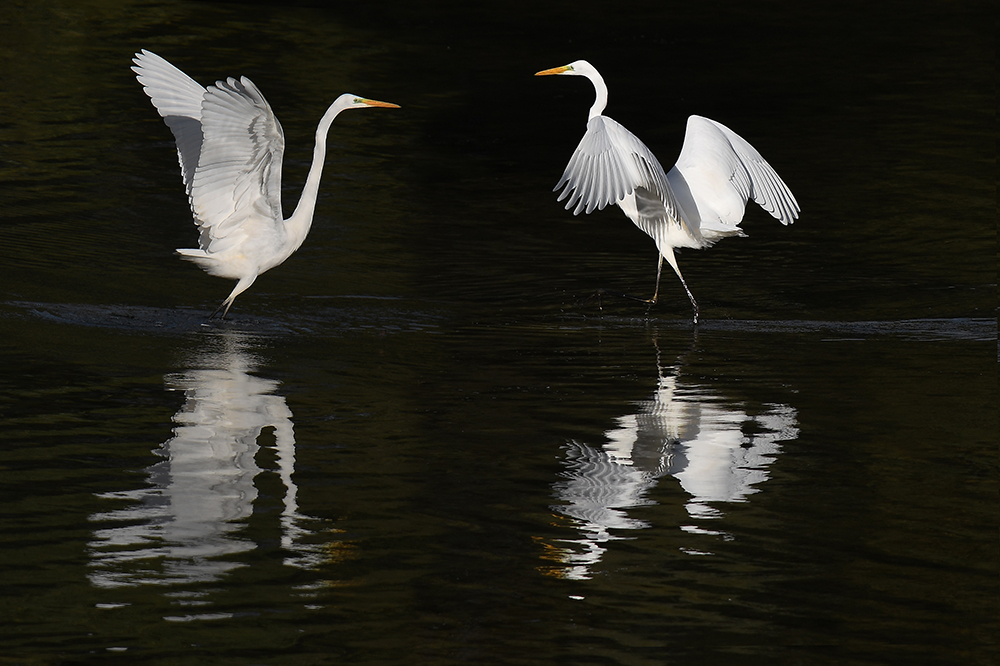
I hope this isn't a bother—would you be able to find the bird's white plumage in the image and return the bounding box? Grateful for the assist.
[191,75,286,261]
[536,59,799,322]
[133,50,287,278]
[131,50,206,195]
[556,116,679,223]
[132,49,398,318]
[669,115,798,234]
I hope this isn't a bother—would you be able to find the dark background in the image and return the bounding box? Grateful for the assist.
[0,1,994,664]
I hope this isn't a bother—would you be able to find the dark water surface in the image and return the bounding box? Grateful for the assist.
[0,1,995,664]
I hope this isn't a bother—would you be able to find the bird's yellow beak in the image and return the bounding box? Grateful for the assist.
[360,98,401,108]
[535,65,572,76]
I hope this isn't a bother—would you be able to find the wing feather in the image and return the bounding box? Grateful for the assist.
[554,116,681,221]
[189,75,286,252]
[131,50,206,195]
[672,116,799,229]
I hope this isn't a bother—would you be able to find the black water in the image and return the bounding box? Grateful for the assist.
[0,1,995,664]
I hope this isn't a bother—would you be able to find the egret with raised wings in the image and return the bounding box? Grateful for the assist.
[133,50,399,318]
[536,60,799,323]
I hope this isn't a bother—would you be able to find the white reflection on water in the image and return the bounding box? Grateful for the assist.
[87,332,324,588]
[545,341,799,580]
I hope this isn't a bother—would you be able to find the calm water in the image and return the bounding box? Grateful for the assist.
[0,1,995,664]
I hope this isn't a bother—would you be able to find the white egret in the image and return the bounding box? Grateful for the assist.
[536,60,799,323]
[132,50,399,318]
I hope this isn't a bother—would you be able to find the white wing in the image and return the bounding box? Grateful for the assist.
[188,75,286,254]
[668,116,799,234]
[132,50,206,196]
[554,115,682,223]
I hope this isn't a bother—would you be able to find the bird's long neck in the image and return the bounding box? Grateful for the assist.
[585,68,609,119]
[285,99,348,251]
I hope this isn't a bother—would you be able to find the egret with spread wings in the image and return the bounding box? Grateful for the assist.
[536,59,799,323]
[133,50,399,318]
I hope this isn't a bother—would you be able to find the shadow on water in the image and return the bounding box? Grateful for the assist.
[2,298,443,336]
[4,298,993,343]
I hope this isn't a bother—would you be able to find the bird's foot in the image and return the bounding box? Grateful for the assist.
[206,298,234,322]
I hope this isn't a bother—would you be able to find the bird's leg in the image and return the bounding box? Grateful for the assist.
[207,298,232,320]
[662,247,699,325]
[677,273,699,325]
[206,275,256,321]
[648,254,663,304]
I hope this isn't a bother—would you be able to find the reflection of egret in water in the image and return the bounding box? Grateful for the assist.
[545,339,798,580]
[88,332,325,590]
